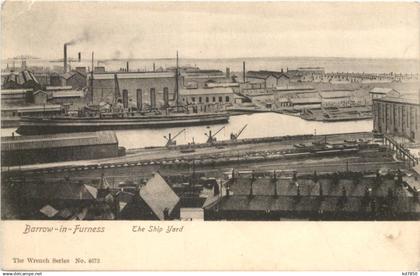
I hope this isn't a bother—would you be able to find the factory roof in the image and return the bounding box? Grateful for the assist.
[139,173,180,220]
[374,91,420,105]
[52,90,84,98]
[319,91,352,99]
[1,89,32,94]
[179,87,234,96]
[2,131,118,151]
[274,86,315,92]
[290,97,321,104]
[61,70,86,80]
[45,86,73,91]
[92,71,175,80]
[1,104,63,112]
[369,87,397,94]
[247,70,290,80]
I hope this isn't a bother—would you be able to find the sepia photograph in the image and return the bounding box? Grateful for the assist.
[1,1,419,222]
[1,1,420,272]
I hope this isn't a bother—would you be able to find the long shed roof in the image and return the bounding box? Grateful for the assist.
[2,131,118,151]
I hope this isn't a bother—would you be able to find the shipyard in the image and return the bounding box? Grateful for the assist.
[1,2,420,223]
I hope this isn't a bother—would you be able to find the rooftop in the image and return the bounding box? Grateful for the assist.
[139,173,180,220]
[180,87,234,96]
[2,131,118,151]
[92,71,175,80]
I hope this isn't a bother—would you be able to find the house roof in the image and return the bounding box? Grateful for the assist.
[2,131,118,151]
[139,173,180,220]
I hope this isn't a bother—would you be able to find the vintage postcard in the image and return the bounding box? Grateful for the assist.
[1,1,419,272]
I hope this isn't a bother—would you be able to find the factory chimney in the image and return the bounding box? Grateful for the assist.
[153,63,156,72]
[242,61,246,83]
[64,44,68,73]
[78,52,81,62]
[272,171,278,198]
[126,61,129,72]
[226,67,230,79]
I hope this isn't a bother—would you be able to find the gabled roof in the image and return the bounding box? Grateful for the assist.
[61,71,86,80]
[139,173,180,220]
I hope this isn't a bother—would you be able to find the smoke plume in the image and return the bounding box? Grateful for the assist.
[65,28,95,46]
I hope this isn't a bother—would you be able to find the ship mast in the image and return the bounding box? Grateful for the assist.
[90,51,94,105]
[175,51,179,112]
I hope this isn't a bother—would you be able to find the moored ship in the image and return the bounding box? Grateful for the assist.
[16,112,230,135]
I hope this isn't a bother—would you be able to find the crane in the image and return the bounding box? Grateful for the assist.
[230,124,248,140]
[205,126,225,144]
[164,128,186,147]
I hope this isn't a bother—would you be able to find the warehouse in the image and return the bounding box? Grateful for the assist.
[1,131,120,166]
[373,91,420,142]
[90,71,177,110]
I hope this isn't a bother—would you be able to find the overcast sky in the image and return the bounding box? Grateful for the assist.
[1,1,419,60]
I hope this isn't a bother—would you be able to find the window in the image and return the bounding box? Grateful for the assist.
[225,96,230,102]
[213,97,216,102]
[192,97,196,102]
[199,97,202,103]
[163,87,169,107]
[136,89,142,110]
[150,88,156,108]
[219,96,223,102]
[206,97,209,103]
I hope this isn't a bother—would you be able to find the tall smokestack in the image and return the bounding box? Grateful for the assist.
[78,52,81,62]
[64,44,68,73]
[153,63,156,72]
[243,61,246,83]
[126,61,129,72]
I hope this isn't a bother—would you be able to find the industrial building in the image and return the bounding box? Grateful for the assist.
[90,71,177,109]
[247,70,290,88]
[319,90,353,107]
[373,91,420,142]
[1,131,120,166]
[181,69,229,89]
[60,70,87,90]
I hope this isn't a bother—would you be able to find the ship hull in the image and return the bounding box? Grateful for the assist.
[16,114,229,135]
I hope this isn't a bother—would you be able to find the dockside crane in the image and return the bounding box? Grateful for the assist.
[164,128,186,147]
[205,126,225,144]
[230,124,248,140]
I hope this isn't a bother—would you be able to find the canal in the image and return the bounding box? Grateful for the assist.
[1,113,373,149]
